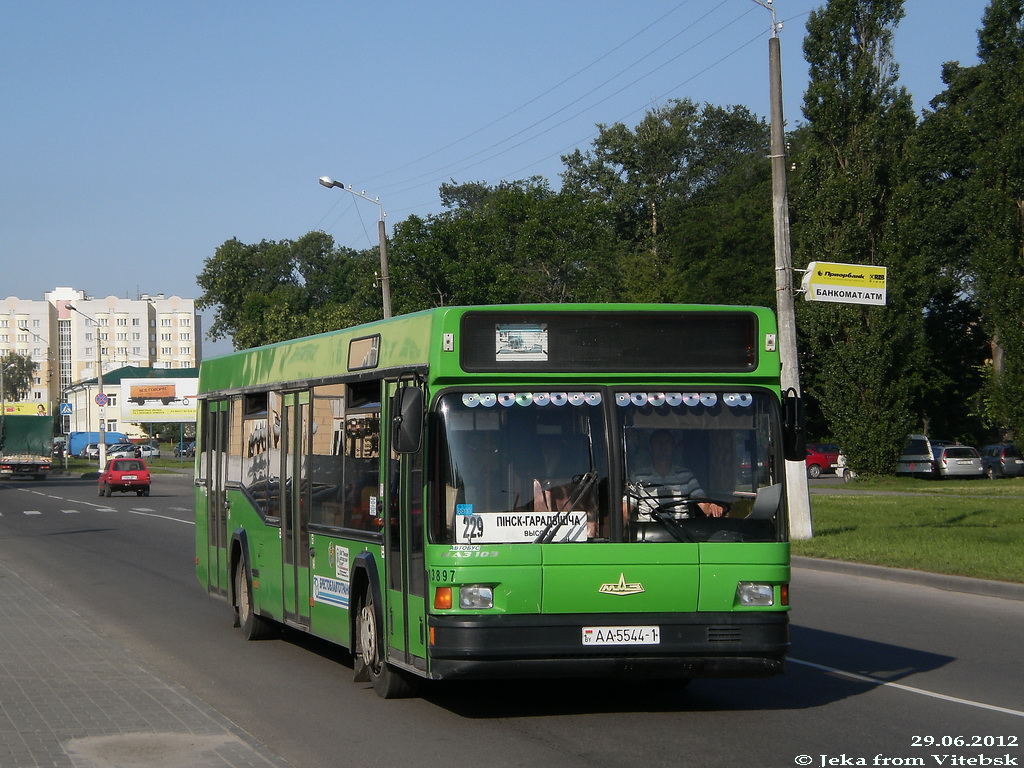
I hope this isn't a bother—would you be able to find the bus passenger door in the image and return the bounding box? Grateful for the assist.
[203,398,230,597]
[382,382,427,670]
[281,392,312,628]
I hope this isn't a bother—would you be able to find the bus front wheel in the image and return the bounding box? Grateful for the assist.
[235,559,274,641]
[355,591,414,699]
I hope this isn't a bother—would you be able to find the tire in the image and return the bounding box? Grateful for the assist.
[104,485,112,497]
[985,467,997,480]
[235,559,274,641]
[355,591,415,698]
[98,484,105,497]
[142,486,150,497]
[807,464,822,479]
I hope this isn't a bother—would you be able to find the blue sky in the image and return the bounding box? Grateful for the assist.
[2,1,987,354]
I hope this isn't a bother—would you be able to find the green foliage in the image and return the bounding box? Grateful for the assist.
[389,179,623,310]
[0,352,35,402]
[561,99,774,305]
[918,0,1024,440]
[793,0,923,474]
[196,232,375,349]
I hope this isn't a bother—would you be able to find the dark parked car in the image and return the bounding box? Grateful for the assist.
[174,441,195,457]
[980,443,1023,479]
[805,443,840,478]
[98,458,151,497]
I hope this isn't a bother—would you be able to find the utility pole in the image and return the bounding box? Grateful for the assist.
[754,0,813,539]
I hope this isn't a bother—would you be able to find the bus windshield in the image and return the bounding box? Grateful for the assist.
[434,389,785,545]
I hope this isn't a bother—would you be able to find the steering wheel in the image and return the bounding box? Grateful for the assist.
[627,484,732,517]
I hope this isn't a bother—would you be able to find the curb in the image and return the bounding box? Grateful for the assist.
[793,555,1024,602]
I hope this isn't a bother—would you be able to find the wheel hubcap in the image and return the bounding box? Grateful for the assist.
[359,604,379,671]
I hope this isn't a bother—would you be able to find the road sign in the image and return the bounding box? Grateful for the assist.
[95,393,109,407]
[801,261,887,305]
[59,403,73,415]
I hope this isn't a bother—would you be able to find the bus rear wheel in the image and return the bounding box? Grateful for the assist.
[355,591,414,699]
[235,559,274,641]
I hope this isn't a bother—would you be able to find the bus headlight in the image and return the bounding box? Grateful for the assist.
[459,585,494,610]
[736,582,774,607]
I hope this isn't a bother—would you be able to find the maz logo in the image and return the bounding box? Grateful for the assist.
[598,573,645,596]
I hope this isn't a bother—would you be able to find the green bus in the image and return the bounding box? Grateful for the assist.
[195,304,803,697]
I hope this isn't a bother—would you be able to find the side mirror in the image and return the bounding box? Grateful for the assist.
[781,388,806,462]
[391,386,423,454]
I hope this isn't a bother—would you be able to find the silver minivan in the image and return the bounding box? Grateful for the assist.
[896,434,939,477]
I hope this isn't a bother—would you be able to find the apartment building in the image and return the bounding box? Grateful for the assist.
[1,287,202,416]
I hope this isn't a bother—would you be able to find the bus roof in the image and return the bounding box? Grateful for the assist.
[197,303,779,395]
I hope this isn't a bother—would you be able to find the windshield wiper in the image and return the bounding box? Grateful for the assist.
[534,471,598,544]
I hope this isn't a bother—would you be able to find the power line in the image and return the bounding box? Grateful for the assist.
[356,1,696,190]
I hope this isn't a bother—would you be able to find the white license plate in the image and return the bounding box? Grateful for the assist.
[122,475,137,480]
[582,625,660,646]
[956,460,972,465]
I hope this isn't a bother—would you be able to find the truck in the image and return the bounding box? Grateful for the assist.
[1,415,54,480]
[128,382,181,405]
[67,431,131,458]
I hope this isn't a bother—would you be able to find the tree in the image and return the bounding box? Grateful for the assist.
[1,352,35,402]
[919,0,1024,440]
[196,232,375,349]
[663,105,775,307]
[561,100,773,304]
[388,179,622,310]
[792,0,923,474]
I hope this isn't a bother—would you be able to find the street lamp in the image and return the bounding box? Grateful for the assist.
[18,324,53,399]
[65,303,108,467]
[318,176,392,318]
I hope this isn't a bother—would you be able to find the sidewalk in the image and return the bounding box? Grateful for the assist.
[0,560,292,768]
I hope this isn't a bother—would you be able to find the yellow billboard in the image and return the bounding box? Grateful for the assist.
[801,261,887,305]
[2,402,51,416]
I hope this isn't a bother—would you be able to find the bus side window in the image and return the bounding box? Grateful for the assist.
[343,410,382,532]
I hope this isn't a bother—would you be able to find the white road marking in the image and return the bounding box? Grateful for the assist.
[790,657,1024,718]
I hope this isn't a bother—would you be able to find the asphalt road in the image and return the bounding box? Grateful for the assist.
[1,473,1021,768]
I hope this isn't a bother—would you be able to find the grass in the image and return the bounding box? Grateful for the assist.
[795,476,1024,583]
[57,448,194,476]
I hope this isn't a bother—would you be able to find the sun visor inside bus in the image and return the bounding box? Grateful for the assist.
[460,311,759,373]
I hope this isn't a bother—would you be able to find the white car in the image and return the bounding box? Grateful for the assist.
[107,444,161,459]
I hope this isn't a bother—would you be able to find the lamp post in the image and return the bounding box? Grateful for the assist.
[65,303,107,467]
[18,324,53,411]
[749,0,812,540]
[0,359,14,436]
[318,176,392,318]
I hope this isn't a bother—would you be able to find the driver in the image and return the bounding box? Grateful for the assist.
[628,429,726,518]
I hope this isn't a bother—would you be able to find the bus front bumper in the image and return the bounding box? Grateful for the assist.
[427,611,788,681]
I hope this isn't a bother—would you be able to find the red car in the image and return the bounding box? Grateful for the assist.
[805,443,841,478]
[98,458,151,497]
